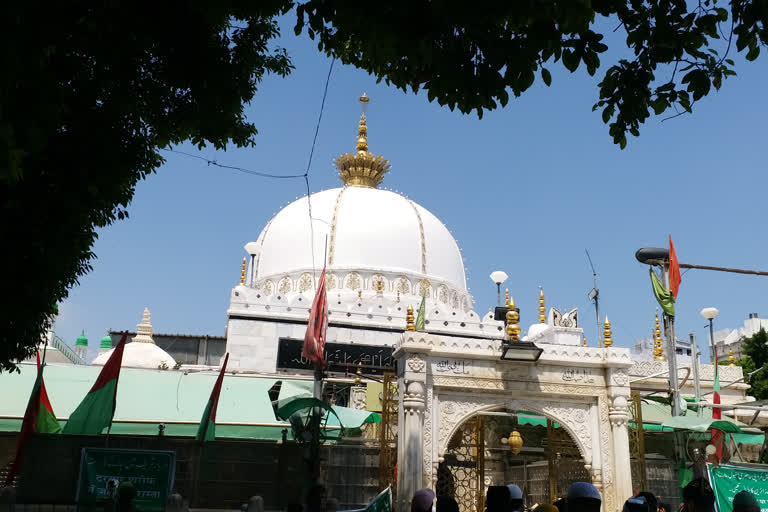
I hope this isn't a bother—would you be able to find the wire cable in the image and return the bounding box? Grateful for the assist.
[304,57,336,278]
[161,148,305,179]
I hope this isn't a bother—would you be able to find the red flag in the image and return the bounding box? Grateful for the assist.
[4,353,45,485]
[669,236,681,300]
[196,353,229,441]
[37,352,54,417]
[712,349,723,462]
[302,268,328,367]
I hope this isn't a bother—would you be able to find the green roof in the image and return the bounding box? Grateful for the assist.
[100,334,112,349]
[75,331,88,347]
[0,364,377,440]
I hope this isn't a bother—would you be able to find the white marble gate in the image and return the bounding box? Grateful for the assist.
[394,332,635,512]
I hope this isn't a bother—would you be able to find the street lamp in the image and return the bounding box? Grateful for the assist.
[490,271,508,306]
[700,307,720,363]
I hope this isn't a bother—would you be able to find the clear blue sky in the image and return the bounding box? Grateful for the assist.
[56,15,768,362]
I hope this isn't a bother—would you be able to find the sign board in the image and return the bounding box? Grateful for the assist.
[277,338,395,375]
[76,448,175,512]
[708,463,768,512]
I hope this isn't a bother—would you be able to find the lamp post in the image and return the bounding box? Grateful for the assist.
[635,247,682,416]
[490,271,508,306]
[700,307,719,364]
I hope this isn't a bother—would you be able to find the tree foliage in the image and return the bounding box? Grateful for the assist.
[296,0,767,148]
[0,2,291,371]
[2,1,767,371]
[735,328,768,400]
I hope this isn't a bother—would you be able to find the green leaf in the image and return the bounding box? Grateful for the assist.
[746,45,760,61]
[562,50,580,72]
[541,68,552,86]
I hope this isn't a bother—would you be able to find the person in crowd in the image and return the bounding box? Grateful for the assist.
[637,492,659,512]
[412,489,436,512]
[114,482,137,512]
[732,490,760,512]
[658,502,671,512]
[485,486,511,512]
[535,505,559,512]
[305,485,326,512]
[566,482,601,512]
[553,497,567,512]
[680,478,714,512]
[437,496,459,512]
[506,484,524,512]
[623,495,652,512]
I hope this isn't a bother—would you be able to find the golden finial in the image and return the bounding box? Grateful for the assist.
[376,279,384,293]
[239,257,247,285]
[406,305,415,331]
[506,295,521,341]
[355,365,363,384]
[728,349,736,366]
[583,336,588,347]
[653,312,666,361]
[335,94,390,188]
[603,316,613,347]
[504,289,510,308]
[538,288,546,324]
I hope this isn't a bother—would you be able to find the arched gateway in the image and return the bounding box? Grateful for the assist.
[394,332,634,512]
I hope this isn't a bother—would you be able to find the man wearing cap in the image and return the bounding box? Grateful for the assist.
[566,482,602,512]
[507,484,524,512]
[733,490,760,512]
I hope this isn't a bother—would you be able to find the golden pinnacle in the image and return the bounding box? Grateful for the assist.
[538,288,546,324]
[239,257,247,285]
[603,316,613,347]
[506,295,520,341]
[406,305,415,331]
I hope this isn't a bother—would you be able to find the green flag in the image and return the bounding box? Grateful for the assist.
[63,335,126,435]
[415,295,426,331]
[196,353,229,442]
[365,487,392,512]
[649,268,675,317]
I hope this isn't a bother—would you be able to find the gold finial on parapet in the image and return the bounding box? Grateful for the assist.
[406,305,415,331]
[603,316,613,347]
[335,94,390,188]
[728,349,736,366]
[653,312,666,361]
[355,365,363,384]
[538,288,546,324]
[504,289,510,308]
[506,295,521,341]
[583,336,588,347]
[239,257,247,285]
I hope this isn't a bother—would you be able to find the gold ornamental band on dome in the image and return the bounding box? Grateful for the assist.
[336,93,391,188]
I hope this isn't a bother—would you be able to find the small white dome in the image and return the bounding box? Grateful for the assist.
[251,186,467,294]
[93,342,176,369]
[527,323,551,340]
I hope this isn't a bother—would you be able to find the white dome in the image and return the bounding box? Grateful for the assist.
[93,342,176,370]
[251,186,467,294]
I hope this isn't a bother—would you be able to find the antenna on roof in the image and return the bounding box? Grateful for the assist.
[585,249,601,347]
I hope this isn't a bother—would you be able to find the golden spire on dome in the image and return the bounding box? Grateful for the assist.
[336,93,391,188]
[603,316,613,347]
[583,336,588,347]
[653,312,666,361]
[538,288,546,324]
[406,305,415,331]
[728,349,736,366]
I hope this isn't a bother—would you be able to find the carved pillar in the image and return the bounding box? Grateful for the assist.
[397,379,426,512]
[609,395,632,503]
[394,338,431,512]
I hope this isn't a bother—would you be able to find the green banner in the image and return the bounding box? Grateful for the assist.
[75,448,175,512]
[708,463,768,512]
[342,487,392,512]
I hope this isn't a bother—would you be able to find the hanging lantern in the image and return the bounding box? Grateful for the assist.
[502,430,524,455]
